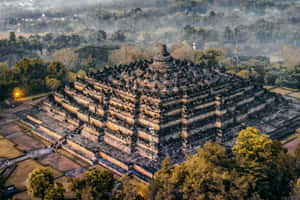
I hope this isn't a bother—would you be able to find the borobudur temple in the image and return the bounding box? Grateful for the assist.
[23,44,300,181]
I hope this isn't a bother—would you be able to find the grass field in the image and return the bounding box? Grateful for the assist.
[5,159,63,191]
[0,138,24,159]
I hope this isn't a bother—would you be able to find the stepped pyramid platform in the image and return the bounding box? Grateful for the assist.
[24,45,300,180]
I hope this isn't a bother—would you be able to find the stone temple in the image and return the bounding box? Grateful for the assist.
[23,45,300,181]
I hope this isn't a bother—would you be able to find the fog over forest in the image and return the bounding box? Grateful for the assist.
[1,0,300,75]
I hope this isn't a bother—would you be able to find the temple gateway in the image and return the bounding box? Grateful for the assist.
[24,45,300,181]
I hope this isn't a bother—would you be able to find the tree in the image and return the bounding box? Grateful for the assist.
[111,31,126,42]
[77,70,87,79]
[179,142,249,200]
[47,61,66,80]
[278,46,300,70]
[149,157,178,200]
[149,142,250,200]
[96,30,107,42]
[0,62,8,74]
[236,69,259,80]
[44,182,65,200]
[232,127,296,200]
[84,55,96,71]
[52,48,79,72]
[69,168,115,200]
[170,42,195,61]
[45,77,61,91]
[195,49,224,67]
[27,167,54,200]
[292,65,300,89]
[109,45,144,65]
[223,26,234,43]
[9,32,16,42]
[115,174,145,200]
[66,72,76,83]
[142,43,163,60]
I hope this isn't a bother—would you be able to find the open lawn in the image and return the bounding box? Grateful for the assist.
[0,139,24,159]
[5,159,63,191]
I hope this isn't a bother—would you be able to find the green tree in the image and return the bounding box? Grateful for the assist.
[195,49,224,68]
[77,70,87,79]
[9,32,16,42]
[0,62,8,74]
[233,127,296,200]
[291,65,300,89]
[44,182,65,200]
[27,167,54,200]
[52,48,79,72]
[115,174,145,200]
[149,142,250,200]
[45,77,61,91]
[179,142,249,200]
[111,31,126,42]
[69,168,115,200]
[96,30,107,42]
[84,55,96,72]
[150,157,176,200]
[66,71,77,83]
[223,26,234,43]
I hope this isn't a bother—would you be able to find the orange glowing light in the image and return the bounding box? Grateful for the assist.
[13,88,23,99]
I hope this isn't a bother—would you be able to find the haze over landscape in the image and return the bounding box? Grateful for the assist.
[0,0,300,200]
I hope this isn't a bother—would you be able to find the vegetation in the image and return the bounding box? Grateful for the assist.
[114,174,146,200]
[0,58,67,101]
[27,167,65,200]
[27,167,55,200]
[44,182,65,200]
[68,168,115,200]
[6,159,62,191]
[147,127,298,200]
